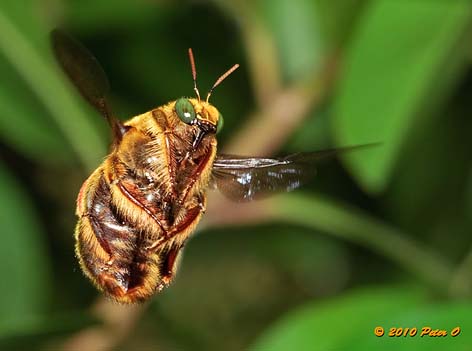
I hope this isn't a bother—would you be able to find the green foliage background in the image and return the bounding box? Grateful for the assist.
[0,0,471,350]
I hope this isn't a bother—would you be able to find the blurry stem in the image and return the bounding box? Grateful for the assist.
[206,193,454,291]
[224,60,337,156]
[449,249,472,299]
[213,0,282,107]
[0,12,105,171]
[272,194,454,290]
[60,298,146,351]
[240,10,282,107]
[450,170,472,298]
[214,0,339,156]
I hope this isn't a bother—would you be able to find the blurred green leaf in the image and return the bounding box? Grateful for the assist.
[0,160,51,333]
[0,1,70,161]
[0,1,46,45]
[251,285,472,351]
[250,286,426,351]
[314,0,367,48]
[0,4,106,169]
[286,105,332,151]
[259,0,322,80]
[385,94,472,246]
[333,0,472,193]
[0,57,71,162]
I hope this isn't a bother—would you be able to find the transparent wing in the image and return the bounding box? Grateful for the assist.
[211,146,372,202]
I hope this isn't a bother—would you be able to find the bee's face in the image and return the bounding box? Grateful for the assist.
[172,98,223,136]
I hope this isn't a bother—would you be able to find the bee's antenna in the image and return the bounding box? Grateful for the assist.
[188,48,201,101]
[206,64,239,102]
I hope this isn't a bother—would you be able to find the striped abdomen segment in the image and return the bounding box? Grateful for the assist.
[75,168,181,303]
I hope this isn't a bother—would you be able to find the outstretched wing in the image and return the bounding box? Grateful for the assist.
[212,147,356,201]
[211,146,372,201]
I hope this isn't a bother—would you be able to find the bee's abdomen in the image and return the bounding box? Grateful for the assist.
[75,169,170,303]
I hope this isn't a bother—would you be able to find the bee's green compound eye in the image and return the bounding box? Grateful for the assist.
[175,98,196,124]
[216,113,224,134]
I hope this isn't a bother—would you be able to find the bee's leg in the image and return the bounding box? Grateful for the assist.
[161,245,184,285]
[178,149,213,205]
[145,237,166,252]
[146,205,201,252]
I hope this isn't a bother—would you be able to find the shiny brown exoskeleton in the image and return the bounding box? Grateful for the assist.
[52,30,364,303]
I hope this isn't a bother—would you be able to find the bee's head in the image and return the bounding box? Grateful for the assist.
[174,97,222,135]
[172,97,222,151]
[173,48,238,150]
